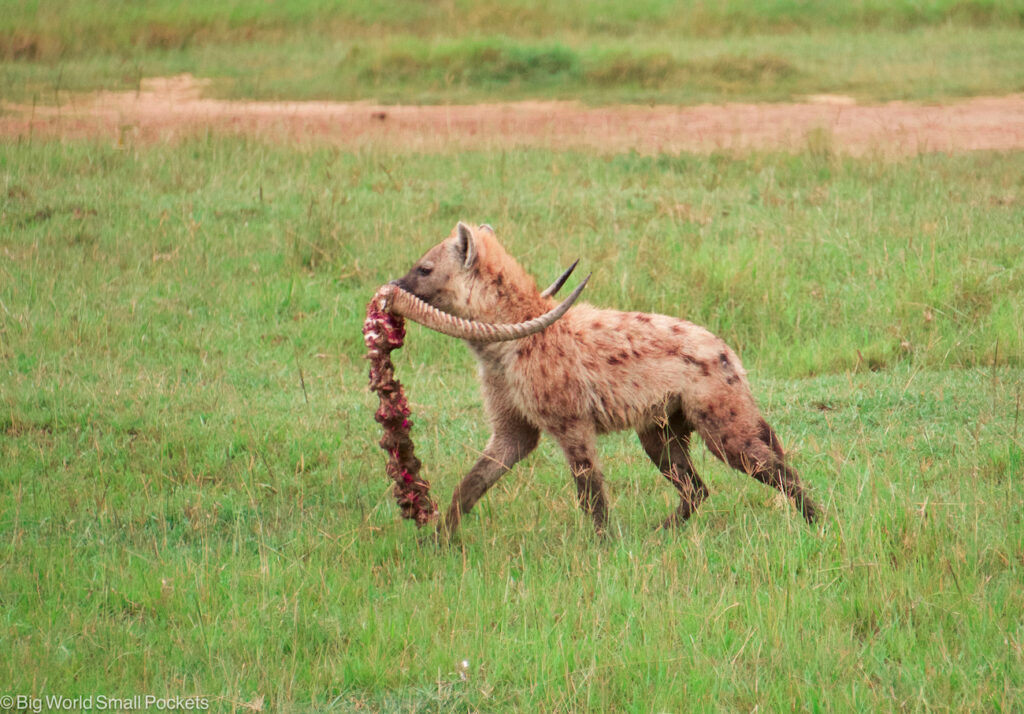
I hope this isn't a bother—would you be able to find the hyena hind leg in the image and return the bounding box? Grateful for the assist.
[637,412,709,529]
[706,417,820,525]
[750,460,819,524]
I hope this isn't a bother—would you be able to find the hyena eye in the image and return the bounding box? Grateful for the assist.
[417,265,433,277]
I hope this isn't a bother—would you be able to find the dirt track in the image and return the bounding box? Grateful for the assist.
[4,74,1024,155]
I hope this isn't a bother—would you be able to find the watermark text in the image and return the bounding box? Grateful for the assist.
[1,694,209,712]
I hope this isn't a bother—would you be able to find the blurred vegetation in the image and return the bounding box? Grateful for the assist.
[2,0,1024,104]
[3,0,1024,60]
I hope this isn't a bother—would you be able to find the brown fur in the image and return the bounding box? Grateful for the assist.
[394,223,820,536]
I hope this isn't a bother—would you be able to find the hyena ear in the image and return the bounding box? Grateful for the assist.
[455,221,477,269]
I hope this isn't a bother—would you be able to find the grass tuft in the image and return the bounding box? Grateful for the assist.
[361,40,581,90]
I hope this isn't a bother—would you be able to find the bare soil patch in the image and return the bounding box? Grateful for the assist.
[4,74,1024,155]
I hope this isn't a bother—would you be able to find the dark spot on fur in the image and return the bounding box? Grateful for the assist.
[719,352,730,369]
[632,348,642,358]
[573,458,593,472]
[636,314,651,323]
[494,272,505,287]
[617,351,629,362]
[679,353,710,375]
[607,355,621,366]
[758,419,785,458]
[564,442,591,464]
[729,408,737,419]
[744,439,753,449]
[700,405,723,429]
[726,375,740,385]
[671,323,684,334]
[592,320,603,330]
[518,342,533,359]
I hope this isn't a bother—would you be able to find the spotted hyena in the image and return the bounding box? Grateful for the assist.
[385,222,820,536]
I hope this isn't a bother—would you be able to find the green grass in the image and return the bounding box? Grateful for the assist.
[2,1,1024,104]
[1,139,1023,710]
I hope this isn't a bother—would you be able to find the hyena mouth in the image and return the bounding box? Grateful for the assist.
[374,272,589,343]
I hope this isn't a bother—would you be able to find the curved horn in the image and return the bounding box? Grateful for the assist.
[539,259,579,298]
[379,275,590,343]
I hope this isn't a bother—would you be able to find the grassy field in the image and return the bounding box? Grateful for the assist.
[1,140,1022,710]
[2,1,1024,104]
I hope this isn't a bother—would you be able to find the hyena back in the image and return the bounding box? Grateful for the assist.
[393,222,820,536]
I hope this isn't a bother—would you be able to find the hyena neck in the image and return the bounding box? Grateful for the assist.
[467,257,550,325]
[463,258,552,366]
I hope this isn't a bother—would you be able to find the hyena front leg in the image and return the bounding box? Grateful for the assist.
[441,419,540,538]
[551,424,609,533]
[637,411,709,529]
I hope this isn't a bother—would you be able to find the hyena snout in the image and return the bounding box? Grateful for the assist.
[392,227,478,312]
[391,269,451,311]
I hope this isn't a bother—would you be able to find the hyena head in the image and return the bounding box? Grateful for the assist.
[394,222,538,321]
